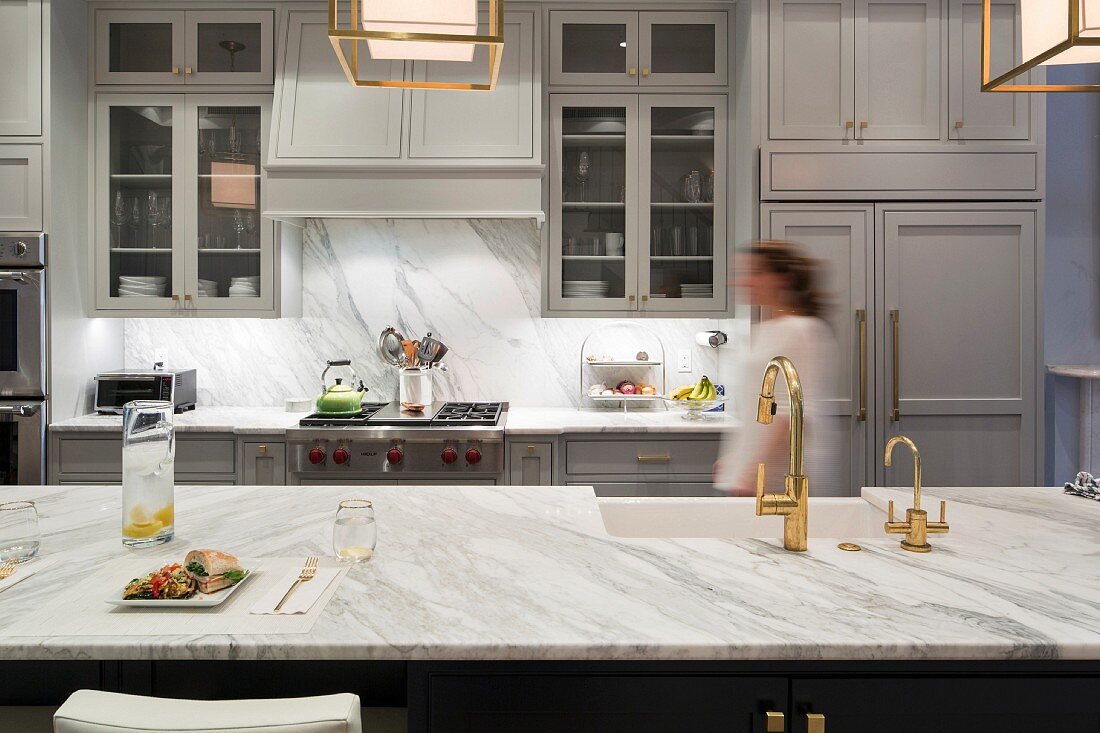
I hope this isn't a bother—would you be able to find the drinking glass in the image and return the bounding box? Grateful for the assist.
[233,209,247,249]
[112,191,129,247]
[574,151,591,202]
[333,500,377,563]
[681,170,702,203]
[129,198,145,246]
[146,192,161,249]
[121,401,175,548]
[703,170,715,203]
[0,501,40,564]
[244,211,257,248]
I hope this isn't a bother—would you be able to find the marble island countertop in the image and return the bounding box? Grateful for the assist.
[49,405,733,435]
[0,483,1098,661]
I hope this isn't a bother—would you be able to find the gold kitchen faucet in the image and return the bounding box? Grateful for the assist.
[883,436,950,552]
[754,356,809,552]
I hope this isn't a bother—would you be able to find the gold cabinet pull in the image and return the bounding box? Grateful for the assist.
[641,67,651,77]
[764,711,785,732]
[185,66,194,75]
[806,712,826,733]
[184,293,194,303]
[628,294,636,302]
[860,121,868,129]
[845,120,855,140]
[171,66,181,75]
[171,293,180,302]
[641,294,649,302]
[890,309,900,421]
[857,309,867,421]
[628,67,637,76]
[527,445,536,454]
[257,445,267,455]
[955,120,964,129]
[637,454,672,463]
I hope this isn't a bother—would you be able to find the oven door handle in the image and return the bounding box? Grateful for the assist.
[0,271,29,281]
[0,404,41,416]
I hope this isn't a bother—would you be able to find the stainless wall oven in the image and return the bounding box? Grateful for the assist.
[0,233,46,485]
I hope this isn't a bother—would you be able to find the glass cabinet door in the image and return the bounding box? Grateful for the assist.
[550,95,638,311]
[640,12,727,86]
[550,12,640,85]
[186,98,272,311]
[640,96,726,312]
[96,96,185,310]
[186,11,274,85]
[96,10,186,85]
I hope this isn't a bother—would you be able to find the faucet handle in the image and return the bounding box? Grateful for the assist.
[884,500,910,535]
[927,500,949,534]
[755,463,768,515]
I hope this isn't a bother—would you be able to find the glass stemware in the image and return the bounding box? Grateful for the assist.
[129,197,145,247]
[575,151,591,202]
[111,191,128,247]
[244,211,257,248]
[146,191,161,249]
[233,209,247,250]
[160,196,172,248]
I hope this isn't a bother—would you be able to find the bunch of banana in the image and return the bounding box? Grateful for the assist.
[669,376,717,401]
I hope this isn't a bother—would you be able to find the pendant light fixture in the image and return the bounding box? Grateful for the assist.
[983,0,1100,91]
[328,0,504,90]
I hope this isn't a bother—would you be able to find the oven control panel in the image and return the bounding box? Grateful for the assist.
[288,438,504,476]
[0,233,46,268]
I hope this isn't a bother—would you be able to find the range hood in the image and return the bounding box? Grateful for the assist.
[263,8,544,224]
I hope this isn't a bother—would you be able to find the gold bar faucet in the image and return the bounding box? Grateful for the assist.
[754,356,809,552]
[883,436,949,552]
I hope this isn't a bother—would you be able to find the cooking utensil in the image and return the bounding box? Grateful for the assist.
[315,360,369,417]
[378,327,408,368]
[420,333,448,367]
[401,339,418,368]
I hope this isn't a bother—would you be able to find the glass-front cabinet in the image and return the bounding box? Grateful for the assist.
[95,10,274,85]
[550,11,727,86]
[95,94,272,314]
[549,94,726,314]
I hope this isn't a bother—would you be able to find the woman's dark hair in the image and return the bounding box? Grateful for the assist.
[749,240,829,319]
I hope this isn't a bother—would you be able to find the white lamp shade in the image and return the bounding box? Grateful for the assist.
[1021,0,1100,65]
[361,0,477,62]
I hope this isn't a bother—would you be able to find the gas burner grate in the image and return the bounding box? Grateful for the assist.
[298,402,389,427]
[432,402,504,425]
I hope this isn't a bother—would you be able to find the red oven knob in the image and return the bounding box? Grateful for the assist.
[333,447,350,465]
[441,447,459,464]
[387,447,404,465]
[465,448,482,465]
[308,447,326,465]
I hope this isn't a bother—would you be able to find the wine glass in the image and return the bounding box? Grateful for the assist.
[130,197,145,247]
[244,211,257,248]
[146,192,161,248]
[575,151,591,202]
[111,191,128,247]
[233,209,247,250]
[160,196,172,248]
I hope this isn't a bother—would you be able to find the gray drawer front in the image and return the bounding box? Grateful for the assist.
[566,439,719,477]
[57,438,122,475]
[175,439,236,474]
[56,437,235,476]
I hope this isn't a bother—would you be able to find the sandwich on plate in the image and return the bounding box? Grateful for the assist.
[184,549,247,593]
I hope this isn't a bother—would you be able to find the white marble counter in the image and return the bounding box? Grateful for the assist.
[49,407,312,435]
[0,483,1098,661]
[50,406,732,435]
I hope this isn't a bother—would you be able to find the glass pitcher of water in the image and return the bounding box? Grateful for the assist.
[121,401,175,547]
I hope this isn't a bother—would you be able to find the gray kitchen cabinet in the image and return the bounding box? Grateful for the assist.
[761,203,1039,490]
[408,10,538,161]
[0,0,42,136]
[508,440,553,486]
[94,9,274,86]
[562,435,721,496]
[549,11,727,87]
[49,433,237,485]
[878,205,1037,487]
[0,144,43,230]
[947,0,1029,140]
[761,204,872,496]
[238,439,286,485]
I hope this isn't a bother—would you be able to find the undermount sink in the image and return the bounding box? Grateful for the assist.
[598,496,887,540]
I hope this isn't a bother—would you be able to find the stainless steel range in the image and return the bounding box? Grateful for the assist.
[287,401,507,486]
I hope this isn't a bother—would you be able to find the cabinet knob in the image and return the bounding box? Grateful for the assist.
[641,294,649,302]
[527,445,535,454]
[806,713,826,733]
[184,294,194,302]
[845,120,854,129]
[955,120,964,129]
[860,121,868,129]
[171,294,181,302]
[628,294,636,302]
[641,67,651,77]
[185,67,194,75]
[628,67,637,76]
[764,711,785,732]
[258,445,267,455]
[172,66,180,75]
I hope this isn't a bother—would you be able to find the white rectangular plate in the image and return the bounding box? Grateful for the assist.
[105,560,260,608]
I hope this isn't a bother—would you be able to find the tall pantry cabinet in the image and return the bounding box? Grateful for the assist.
[761,0,1042,492]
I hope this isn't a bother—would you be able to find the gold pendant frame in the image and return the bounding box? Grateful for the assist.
[982,0,1100,92]
[328,0,504,91]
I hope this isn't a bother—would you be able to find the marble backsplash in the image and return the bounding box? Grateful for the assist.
[125,219,728,408]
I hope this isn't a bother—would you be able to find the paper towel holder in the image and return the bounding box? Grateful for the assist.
[696,330,728,348]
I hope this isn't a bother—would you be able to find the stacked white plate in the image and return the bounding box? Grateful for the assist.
[228,275,260,298]
[118,275,167,298]
[681,284,713,298]
[197,278,219,298]
[563,280,610,298]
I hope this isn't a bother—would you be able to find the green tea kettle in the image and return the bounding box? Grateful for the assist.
[315,360,369,417]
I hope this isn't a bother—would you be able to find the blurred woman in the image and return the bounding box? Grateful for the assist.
[715,240,838,496]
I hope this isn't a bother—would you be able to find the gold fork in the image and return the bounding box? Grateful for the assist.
[274,556,318,612]
[0,560,17,581]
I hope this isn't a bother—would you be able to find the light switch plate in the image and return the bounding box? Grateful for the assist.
[677,350,692,373]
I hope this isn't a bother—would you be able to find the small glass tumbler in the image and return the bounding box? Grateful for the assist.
[0,501,40,564]
[333,500,377,563]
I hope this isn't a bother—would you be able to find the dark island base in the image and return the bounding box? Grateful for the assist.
[4,660,1100,732]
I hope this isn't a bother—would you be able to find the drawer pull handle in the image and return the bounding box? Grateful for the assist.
[637,454,672,463]
[806,712,825,733]
[764,711,785,732]
[258,445,267,455]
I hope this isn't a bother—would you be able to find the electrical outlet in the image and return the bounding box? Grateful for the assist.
[677,349,692,373]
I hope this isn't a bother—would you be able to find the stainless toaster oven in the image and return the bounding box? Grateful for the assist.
[95,366,197,414]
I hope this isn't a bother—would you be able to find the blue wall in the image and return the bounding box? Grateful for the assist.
[1045,65,1100,484]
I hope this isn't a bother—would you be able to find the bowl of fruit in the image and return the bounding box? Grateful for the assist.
[663,376,727,420]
